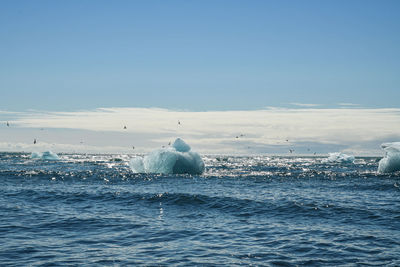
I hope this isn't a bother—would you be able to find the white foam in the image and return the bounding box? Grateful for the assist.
[378,142,400,173]
[322,152,355,164]
[129,138,205,175]
[31,151,60,160]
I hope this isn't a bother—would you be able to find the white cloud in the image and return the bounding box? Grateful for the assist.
[2,107,400,155]
[289,103,322,107]
[337,103,361,107]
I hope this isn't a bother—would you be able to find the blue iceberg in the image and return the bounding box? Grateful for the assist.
[129,138,205,175]
[31,151,60,160]
[322,152,355,164]
[378,142,400,173]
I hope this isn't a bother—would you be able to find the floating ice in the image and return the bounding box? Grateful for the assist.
[322,152,355,164]
[31,151,60,160]
[378,142,400,173]
[129,138,205,175]
[172,137,191,152]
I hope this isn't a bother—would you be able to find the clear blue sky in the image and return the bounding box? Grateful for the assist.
[1,0,399,111]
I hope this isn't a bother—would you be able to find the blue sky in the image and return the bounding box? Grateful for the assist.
[1,0,399,111]
[1,1,400,155]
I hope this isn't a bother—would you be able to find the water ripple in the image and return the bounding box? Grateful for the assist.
[0,153,399,265]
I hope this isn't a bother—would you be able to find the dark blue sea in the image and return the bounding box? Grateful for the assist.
[1,152,399,266]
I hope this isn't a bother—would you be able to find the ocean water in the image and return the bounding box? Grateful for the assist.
[1,153,399,266]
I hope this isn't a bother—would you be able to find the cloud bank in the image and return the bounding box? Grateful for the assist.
[1,107,400,155]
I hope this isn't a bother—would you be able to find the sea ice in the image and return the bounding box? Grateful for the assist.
[322,152,355,164]
[129,138,205,175]
[31,151,60,160]
[378,142,400,173]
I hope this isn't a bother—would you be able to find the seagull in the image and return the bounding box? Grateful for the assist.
[289,149,294,153]
[6,121,9,127]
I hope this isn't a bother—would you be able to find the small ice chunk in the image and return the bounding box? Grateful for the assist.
[30,152,42,159]
[41,151,60,160]
[129,138,205,175]
[322,152,355,164]
[378,142,400,173]
[30,151,60,160]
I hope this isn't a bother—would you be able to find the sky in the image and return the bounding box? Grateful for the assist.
[1,0,400,155]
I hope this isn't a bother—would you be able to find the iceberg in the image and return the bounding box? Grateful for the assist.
[322,152,355,164]
[31,151,60,160]
[378,142,400,173]
[129,138,205,175]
